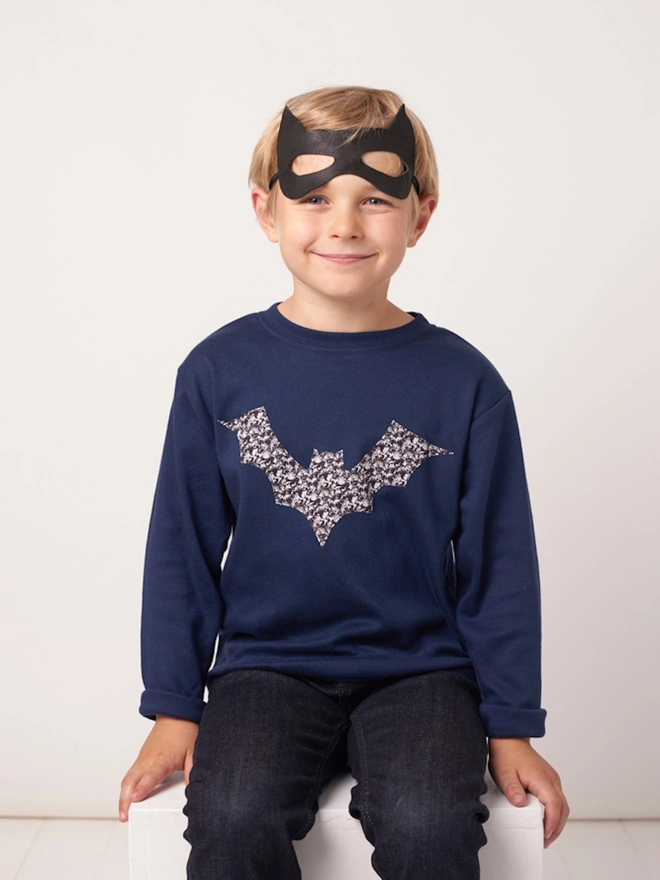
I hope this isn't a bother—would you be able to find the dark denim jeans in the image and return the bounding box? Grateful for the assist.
[184,669,489,880]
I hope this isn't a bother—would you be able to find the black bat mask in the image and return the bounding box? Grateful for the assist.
[269,105,420,201]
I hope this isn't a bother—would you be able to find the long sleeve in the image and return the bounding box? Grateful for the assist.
[453,391,546,738]
[139,362,234,722]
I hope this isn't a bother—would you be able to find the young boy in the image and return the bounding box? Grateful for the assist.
[119,86,568,879]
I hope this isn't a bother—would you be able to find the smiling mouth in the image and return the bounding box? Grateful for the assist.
[314,253,375,264]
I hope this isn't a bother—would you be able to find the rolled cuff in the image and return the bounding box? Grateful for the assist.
[480,704,547,738]
[139,689,205,724]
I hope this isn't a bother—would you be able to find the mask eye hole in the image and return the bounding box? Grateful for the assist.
[361,151,403,177]
[290,154,335,175]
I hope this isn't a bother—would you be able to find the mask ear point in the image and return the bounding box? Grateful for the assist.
[281,105,307,134]
[387,104,409,131]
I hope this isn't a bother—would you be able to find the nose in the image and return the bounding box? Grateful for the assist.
[327,205,363,239]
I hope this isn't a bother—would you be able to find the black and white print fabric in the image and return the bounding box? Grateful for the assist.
[220,406,452,546]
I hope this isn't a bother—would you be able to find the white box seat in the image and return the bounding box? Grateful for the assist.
[129,771,543,880]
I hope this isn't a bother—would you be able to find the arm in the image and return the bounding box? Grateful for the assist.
[488,737,569,847]
[453,391,545,737]
[453,392,569,841]
[122,361,233,817]
[140,361,234,722]
[119,716,199,822]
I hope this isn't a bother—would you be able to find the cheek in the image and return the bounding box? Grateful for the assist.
[371,213,413,246]
[380,226,412,260]
[280,216,318,249]
[276,229,312,272]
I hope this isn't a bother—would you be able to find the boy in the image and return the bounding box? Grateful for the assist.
[119,86,568,879]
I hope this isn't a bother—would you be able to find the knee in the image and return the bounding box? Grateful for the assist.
[185,778,281,836]
[374,790,487,839]
[184,773,313,843]
[367,795,488,878]
[183,777,306,878]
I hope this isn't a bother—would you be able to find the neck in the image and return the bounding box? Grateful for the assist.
[277,295,414,333]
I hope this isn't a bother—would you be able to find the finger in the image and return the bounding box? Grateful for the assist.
[119,772,139,822]
[529,780,565,846]
[497,772,528,807]
[526,775,566,845]
[130,764,171,804]
[119,762,171,822]
[541,793,562,842]
[544,793,570,847]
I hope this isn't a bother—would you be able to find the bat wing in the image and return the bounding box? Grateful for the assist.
[219,406,305,505]
[351,421,452,496]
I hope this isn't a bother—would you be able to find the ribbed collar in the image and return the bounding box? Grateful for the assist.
[259,303,432,351]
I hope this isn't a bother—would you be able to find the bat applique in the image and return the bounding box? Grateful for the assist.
[220,406,453,546]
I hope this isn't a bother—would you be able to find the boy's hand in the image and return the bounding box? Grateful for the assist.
[119,715,199,822]
[488,737,569,847]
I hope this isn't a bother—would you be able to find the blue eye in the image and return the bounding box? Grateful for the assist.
[366,197,386,205]
[304,195,325,204]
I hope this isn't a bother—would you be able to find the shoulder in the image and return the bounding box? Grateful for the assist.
[185,311,264,363]
[422,323,502,371]
[174,310,266,381]
[161,310,266,413]
[417,319,510,416]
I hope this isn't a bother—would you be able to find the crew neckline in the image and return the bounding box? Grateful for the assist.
[259,303,432,350]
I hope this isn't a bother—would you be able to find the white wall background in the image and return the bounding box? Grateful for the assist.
[1,0,658,819]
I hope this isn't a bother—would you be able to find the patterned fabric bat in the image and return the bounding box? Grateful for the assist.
[220,406,452,546]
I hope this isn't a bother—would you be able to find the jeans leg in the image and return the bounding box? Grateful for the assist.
[184,670,349,880]
[347,671,489,880]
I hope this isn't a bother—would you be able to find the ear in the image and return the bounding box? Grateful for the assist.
[407,194,437,247]
[251,186,279,243]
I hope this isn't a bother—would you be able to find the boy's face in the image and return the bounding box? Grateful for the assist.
[252,157,435,307]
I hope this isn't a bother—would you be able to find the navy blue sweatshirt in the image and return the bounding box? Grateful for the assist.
[139,305,546,738]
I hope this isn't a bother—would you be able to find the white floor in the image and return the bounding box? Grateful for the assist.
[1,819,659,880]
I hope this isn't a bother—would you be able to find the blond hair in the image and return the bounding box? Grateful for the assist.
[249,86,439,216]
